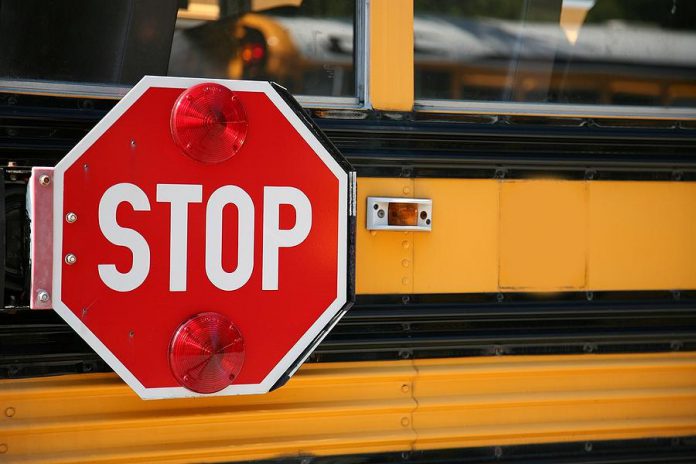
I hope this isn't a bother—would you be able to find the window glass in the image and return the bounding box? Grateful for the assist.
[170,0,356,97]
[414,0,696,107]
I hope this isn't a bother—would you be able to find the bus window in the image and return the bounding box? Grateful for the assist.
[169,0,357,98]
[0,0,177,85]
[414,0,696,108]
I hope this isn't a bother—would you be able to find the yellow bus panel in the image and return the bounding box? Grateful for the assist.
[589,181,696,290]
[369,0,414,111]
[357,178,696,294]
[2,353,695,463]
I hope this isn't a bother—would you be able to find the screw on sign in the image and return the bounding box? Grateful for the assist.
[52,77,355,399]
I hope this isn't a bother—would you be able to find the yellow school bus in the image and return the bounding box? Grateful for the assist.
[1,0,696,462]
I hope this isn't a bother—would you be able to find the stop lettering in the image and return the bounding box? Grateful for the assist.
[98,183,311,293]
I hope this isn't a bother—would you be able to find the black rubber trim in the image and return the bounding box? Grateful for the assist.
[244,436,696,464]
[3,90,696,180]
[0,169,5,308]
[3,291,695,379]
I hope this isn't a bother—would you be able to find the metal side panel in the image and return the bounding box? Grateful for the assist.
[1,353,696,463]
[356,178,696,294]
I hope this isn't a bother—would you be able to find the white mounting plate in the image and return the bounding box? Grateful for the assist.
[366,197,432,232]
[28,167,55,309]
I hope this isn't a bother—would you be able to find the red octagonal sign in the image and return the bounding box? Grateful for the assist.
[52,77,354,399]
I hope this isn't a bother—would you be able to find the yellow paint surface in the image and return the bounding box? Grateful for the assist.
[356,178,415,294]
[369,0,414,111]
[2,353,696,463]
[356,178,696,294]
[589,182,696,290]
[499,180,587,290]
[414,179,498,293]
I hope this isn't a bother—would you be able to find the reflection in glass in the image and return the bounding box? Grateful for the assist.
[169,0,356,97]
[414,0,696,107]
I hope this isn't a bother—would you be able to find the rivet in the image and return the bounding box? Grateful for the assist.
[130,139,136,148]
[65,253,77,265]
[401,259,410,268]
[5,407,15,418]
[82,308,88,317]
[402,277,410,285]
[0,443,7,454]
[39,175,51,186]
[37,290,50,303]
[65,212,77,223]
[83,163,89,170]
[370,231,377,236]
[401,416,410,427]
[401,384,410,393]
[377,209,385,218]
[402,241,410,249]
[129,330,135,338]
[403,186,410,194]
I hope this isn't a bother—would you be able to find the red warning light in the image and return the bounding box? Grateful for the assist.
[169,312,245,394]
[242,43,266,63]
[170,82,248,164]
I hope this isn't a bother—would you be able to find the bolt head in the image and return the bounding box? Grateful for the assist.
[65,212,78,223]
[37,290,50,303]
[39,175,51,186]
[65,253,77,265]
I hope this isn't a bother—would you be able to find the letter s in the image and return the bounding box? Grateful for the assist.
[98,183,151,292]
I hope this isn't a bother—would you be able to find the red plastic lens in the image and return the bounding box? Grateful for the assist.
[169,312,245,394]
[170,83,248,164]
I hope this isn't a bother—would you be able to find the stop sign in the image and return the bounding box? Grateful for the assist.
[51,77,354,399]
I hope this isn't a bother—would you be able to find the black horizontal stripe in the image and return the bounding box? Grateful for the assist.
[2,291,695,379]
[2,92,696,179]
[248,436,696,464]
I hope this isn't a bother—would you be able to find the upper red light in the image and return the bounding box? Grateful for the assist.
[169,312,245,394]
[170,82,248,164]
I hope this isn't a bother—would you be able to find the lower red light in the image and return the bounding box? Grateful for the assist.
[169,312,245,394]
[170,82,248,164]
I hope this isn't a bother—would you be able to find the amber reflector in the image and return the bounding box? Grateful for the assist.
[388,203,419,226]
[170,82,248,164]
[169,312,245,394]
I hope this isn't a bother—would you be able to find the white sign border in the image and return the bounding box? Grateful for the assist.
[52,76,348,400]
